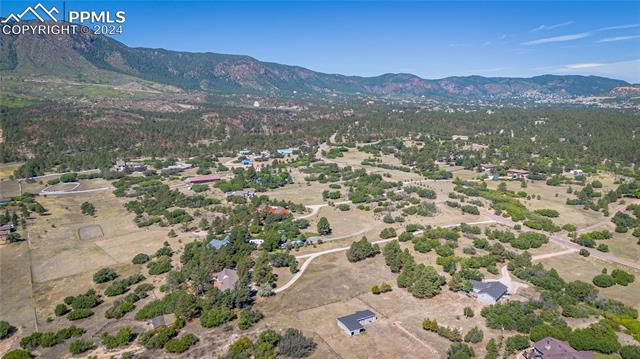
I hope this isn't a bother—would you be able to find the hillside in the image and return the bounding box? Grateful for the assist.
[0,23,629,99]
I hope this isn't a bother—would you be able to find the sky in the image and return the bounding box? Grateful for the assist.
[2,1,640,82]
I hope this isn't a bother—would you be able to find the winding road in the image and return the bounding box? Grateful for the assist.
[274,219,497,293]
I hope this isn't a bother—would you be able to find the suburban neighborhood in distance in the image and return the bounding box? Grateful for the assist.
[0,1,639,358]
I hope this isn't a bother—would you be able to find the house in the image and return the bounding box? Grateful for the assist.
[507,169,529,179]
[480,164,496,173]
[213,268,238,291]
[569,169,584,176]
[336,310,377,336]
[225,191,255,198]
[184,175,221,185]
[268,206,289,215]
[207,235,230,250]
[523,337,595,359]
[113,160,147,173]
[166,163,193,172]
[276,147,298,156]
[470,280,508,305]
[238,150,252,156]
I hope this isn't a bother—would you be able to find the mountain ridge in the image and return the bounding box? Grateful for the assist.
[0,23,631,99]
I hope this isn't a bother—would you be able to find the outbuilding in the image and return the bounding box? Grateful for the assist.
[336,310,377,336]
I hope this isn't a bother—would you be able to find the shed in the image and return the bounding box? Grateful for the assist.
[336,310,377,336]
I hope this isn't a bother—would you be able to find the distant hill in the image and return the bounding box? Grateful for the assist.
[0,23,630,99]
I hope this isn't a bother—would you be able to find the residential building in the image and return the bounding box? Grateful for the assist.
[480,164,496,173]
[470,280,508,305]
[213,268,239,291]
[523,337,595,359]
[337,310,377,336]
[507,169,529,179]
[207,235,230,250]
[184,175,221,185]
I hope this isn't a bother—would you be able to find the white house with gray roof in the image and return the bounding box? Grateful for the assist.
[336,310,377,336]
[470,280,508,305]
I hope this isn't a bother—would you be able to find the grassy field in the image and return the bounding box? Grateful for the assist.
[259,250,503,358]
[540,253,640,310]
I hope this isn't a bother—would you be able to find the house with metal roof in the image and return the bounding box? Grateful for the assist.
[207,235,231,250]
[336,310,377,336]
[524,337,595,359]
[470,280,508,305]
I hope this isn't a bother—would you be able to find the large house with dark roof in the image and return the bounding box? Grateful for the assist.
[470,280,508,305]
[524,337,595,359]
[336,310,377,336]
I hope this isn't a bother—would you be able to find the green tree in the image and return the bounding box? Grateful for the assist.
[317,217,332,235]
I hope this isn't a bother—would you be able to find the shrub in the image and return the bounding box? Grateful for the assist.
[346,237,380,262]
[461,205,480,215]
[612,269,635,286]
[446,343,475,359]
[463,307,474,318]
[138,325,178,349]
[0,321,13,339]
[2,350,32,359]
[593,274,617,288]
[597,243,609,252]
[534,209,560,217]
[68,339,94,355]
[164,333,199,353]
[317,217,332,235]
[238,308,264,330]
[505,335,529,352]
[579,249,590,257]
[67,309,94,321]
[100,327,135,349]
[93,268,118,283]
[147,256,173,275]
[200,307,236,328]
[132,253,150,265]
[277,328,316,358]
[464,326,483,343]
[621,345,640,359]
[54,304,69,317]
[379,228,397,239]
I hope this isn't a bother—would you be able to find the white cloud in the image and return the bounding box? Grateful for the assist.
[530,21,574,33]
[522,32,590,45]
[595,24,639,32]
[536,59,640,82]
[597,35,640,43]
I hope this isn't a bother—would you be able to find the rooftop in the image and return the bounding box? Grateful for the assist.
[337,310,376,332]
[470,280,508,301]
[528,337,595,359]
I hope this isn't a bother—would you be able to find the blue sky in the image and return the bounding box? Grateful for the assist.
[3,1,640,82]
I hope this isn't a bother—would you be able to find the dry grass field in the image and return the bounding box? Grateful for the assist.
[540,253,640,310]
[260,250,504,359]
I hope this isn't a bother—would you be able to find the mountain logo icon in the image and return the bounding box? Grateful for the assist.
[1,3,60,23]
